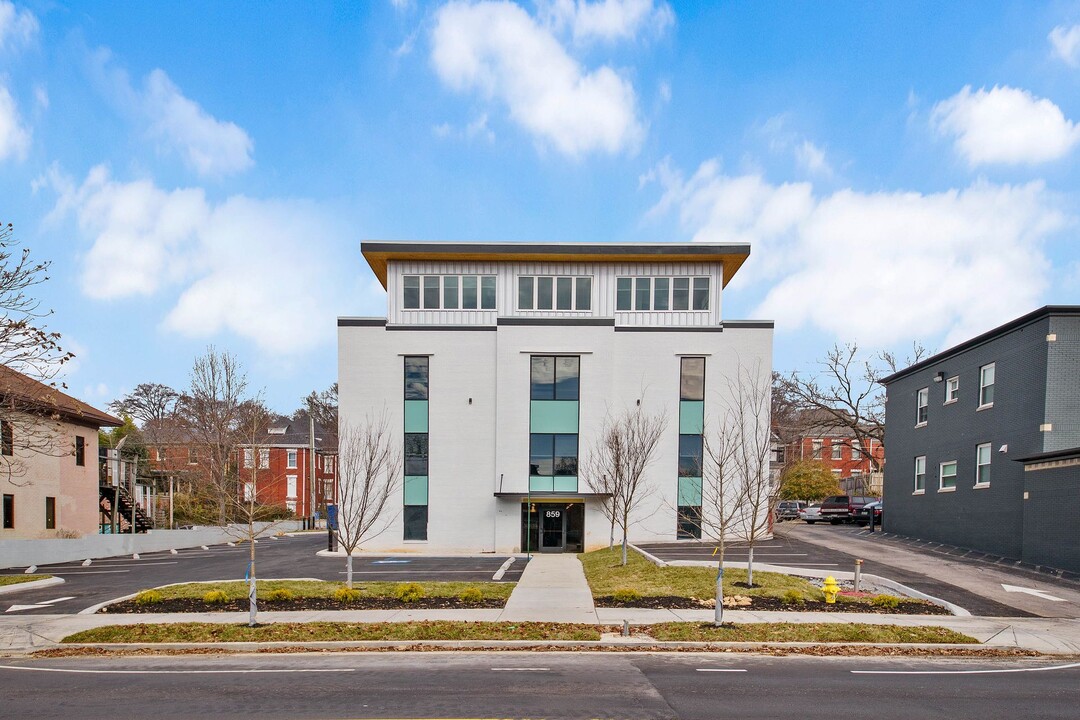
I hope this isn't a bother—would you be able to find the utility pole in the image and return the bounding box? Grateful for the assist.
[309,415,317,528]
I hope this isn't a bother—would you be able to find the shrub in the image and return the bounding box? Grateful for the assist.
[781,589,805,605]
[612,588,642,603]
[394,583,426,603]
[266,588,295,602]
[457,587,484,603]
[134,590,163,605]
[871,594,902,609]
[202,589,230,604]
[333,587,362,603]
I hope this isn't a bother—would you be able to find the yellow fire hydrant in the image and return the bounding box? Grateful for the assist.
[822,576,840,604]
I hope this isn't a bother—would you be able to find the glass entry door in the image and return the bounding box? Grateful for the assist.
[539,504,566,552]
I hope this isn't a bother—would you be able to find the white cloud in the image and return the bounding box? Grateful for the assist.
[45,167,342,355]
[646,159,1068,348]
[431,0,644,156]
[1049,24,1080,67]
[0,84,30,161]
[539,0,674,43]
[143,69,254,177]
[931,85,1080,166]
[757,114,834,178]
[433,113,495,142]
[0,1,37,52]
[794,140,832,178]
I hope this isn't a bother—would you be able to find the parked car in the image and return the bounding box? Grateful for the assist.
[854,501,883,526]
[798,503,822,524]
[819,495,876,524]
[776,500,807,521]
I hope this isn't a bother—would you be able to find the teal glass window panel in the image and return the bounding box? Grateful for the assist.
[616,277,632,311]
[553,476,578,492]
[404,475,428,505]
[481,276,496,309]
[679,400,704,434]
[530,400,579,433]
[404,400,428,432]
[678,476,703,506]
[529,475,555,492]
[462,275,478,309]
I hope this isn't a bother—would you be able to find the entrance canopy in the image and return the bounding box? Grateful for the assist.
[493,492,611,500]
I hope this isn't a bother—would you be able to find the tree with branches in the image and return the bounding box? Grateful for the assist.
[580,406,667,566]
[109,383,179,429]
[333,413,401,587]
[0,222,76,485]
[301,382,338,447]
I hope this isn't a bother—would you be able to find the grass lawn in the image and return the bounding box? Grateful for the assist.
[63,621,601,643]
[579,547,824,601]
[138,580,514,601]
[0,574,52,587]
[647,622,977,644]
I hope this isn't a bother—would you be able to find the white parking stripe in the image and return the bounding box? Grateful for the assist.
[852,662,1080,675]
[0,665,355,675]
[696,668,747,673]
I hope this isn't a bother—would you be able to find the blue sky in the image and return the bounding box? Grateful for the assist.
[1,0,1078,413]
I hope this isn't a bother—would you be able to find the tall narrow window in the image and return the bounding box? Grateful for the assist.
[402,275,420,309]
[575,277,591,311]
[404,355,430,541]
[75,436,85,466]
[287,450,298,469]
[850,440,861,459]
[939,460,957,490]
[680,357,705,400]
[975,443,991,486]
[45,496,55,530]
[831,442,843,460]
[811,439,823,459]
[404,357,429,400]
[678,435,703,477]
[1,420,13,456]
[914,456,926,493]
[530,356,579,400]
[672,278,690,310]
[243,448,253,468]
[423,276,440,309]
[404,434,428,475]
[462,276,478,309]
[945,376,959,403]
[678,357,705,539]
[443,275,459,309]
[556,277,573,310]
[616,277,632,311]
[634,277,651,310]
[537,277,553,310]
[692,277,710,310]
[480,276,497,309]
[518,276,534,310]
[2,494,12,529]
[979,364,995,407]
[653,277,670,310]
[916,387,929,424]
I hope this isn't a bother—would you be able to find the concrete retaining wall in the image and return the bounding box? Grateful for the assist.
[0,521,305,570]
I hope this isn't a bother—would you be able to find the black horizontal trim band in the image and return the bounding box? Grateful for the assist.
[614,326,723,333]
[723,321,775,329]
[337,318,387,327]
[498,317,615,327]
[362,241,749,257]
[386,325,497,331]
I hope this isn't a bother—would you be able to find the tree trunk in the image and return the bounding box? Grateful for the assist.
[714,561,724,626]
[608,512,615,551]
[248,538,257,627]
[747,545,754,587]
[621,532,628,566]
[346,552,354,589]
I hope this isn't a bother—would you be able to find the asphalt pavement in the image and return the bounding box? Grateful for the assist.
[1,651,1078,719]
[0,533,525,615]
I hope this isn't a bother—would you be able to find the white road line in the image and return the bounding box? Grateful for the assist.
[48,562,179,569]
[337,570,502,575]
[41,570,129,575]
[852,662,1080,675]
[493,557,515,581]
[491,667,548,671]
[696,668,747,673]
[0,665,356,675]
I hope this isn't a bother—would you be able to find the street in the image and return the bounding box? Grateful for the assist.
[1,651,1077,719]
[0,534,525,615]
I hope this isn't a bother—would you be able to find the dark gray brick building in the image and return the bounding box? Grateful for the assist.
[881,306,1080,574]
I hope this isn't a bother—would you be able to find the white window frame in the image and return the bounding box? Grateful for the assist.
[517,275,593,312]
[945,376,959,404]
[404,274,496,311]
[916,387,928,426]
[615,276,710,312]
[286,474,298,499]
[811,439,823,459]
[914,456,925,494]
[831,442,843,461]
[258,448,269,470]
[287,449,298,469]
[243,482,254,502]
[978,363,995,409]
[975,443,991,488]
[242,448,253,469]
[850,440,861,460]
[939,460,957,491]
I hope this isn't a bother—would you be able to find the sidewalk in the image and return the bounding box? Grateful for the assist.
[500,553,597,622]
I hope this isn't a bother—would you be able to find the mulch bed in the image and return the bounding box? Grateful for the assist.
[593,595,950,615]
[100,597,507,614]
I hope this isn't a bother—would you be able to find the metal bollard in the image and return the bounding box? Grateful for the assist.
[854,559,863,592]
[622,620,630,637]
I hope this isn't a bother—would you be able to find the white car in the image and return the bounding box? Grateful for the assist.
[798,504,822,524]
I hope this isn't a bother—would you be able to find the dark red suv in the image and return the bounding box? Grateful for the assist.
[819,495,876,524]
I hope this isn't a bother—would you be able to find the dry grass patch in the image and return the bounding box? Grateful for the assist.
[579,547,822,600]
[646,622,977,644]
[0,574,51,587]
[62,621,601,644]
[140,580,514,602]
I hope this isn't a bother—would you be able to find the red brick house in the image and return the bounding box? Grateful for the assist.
[781,410,884,495]
[237,417,337,519]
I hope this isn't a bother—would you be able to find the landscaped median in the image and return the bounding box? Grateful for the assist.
[59,621,978,646]
[101,580,514,613]
[579,547,947,614]
[0,574,52,587]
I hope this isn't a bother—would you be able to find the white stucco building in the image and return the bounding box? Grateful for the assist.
[338,242,773,553]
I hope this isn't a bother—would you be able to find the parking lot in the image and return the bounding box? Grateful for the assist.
[0,533,526,615]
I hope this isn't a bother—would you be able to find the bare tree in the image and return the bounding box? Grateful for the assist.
[334,413,401,587]
[0,222,76,485]
[109,383,179,429]
[302,383,338,446]
[779,342,929,473]
[175,347,248,525]
[580,407,667,566]
[698,360,775,625]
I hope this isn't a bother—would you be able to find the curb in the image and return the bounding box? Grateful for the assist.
[78,578,328,615]
[0,577,65,596]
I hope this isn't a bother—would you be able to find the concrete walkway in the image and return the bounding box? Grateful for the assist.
[500,554,597,622]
